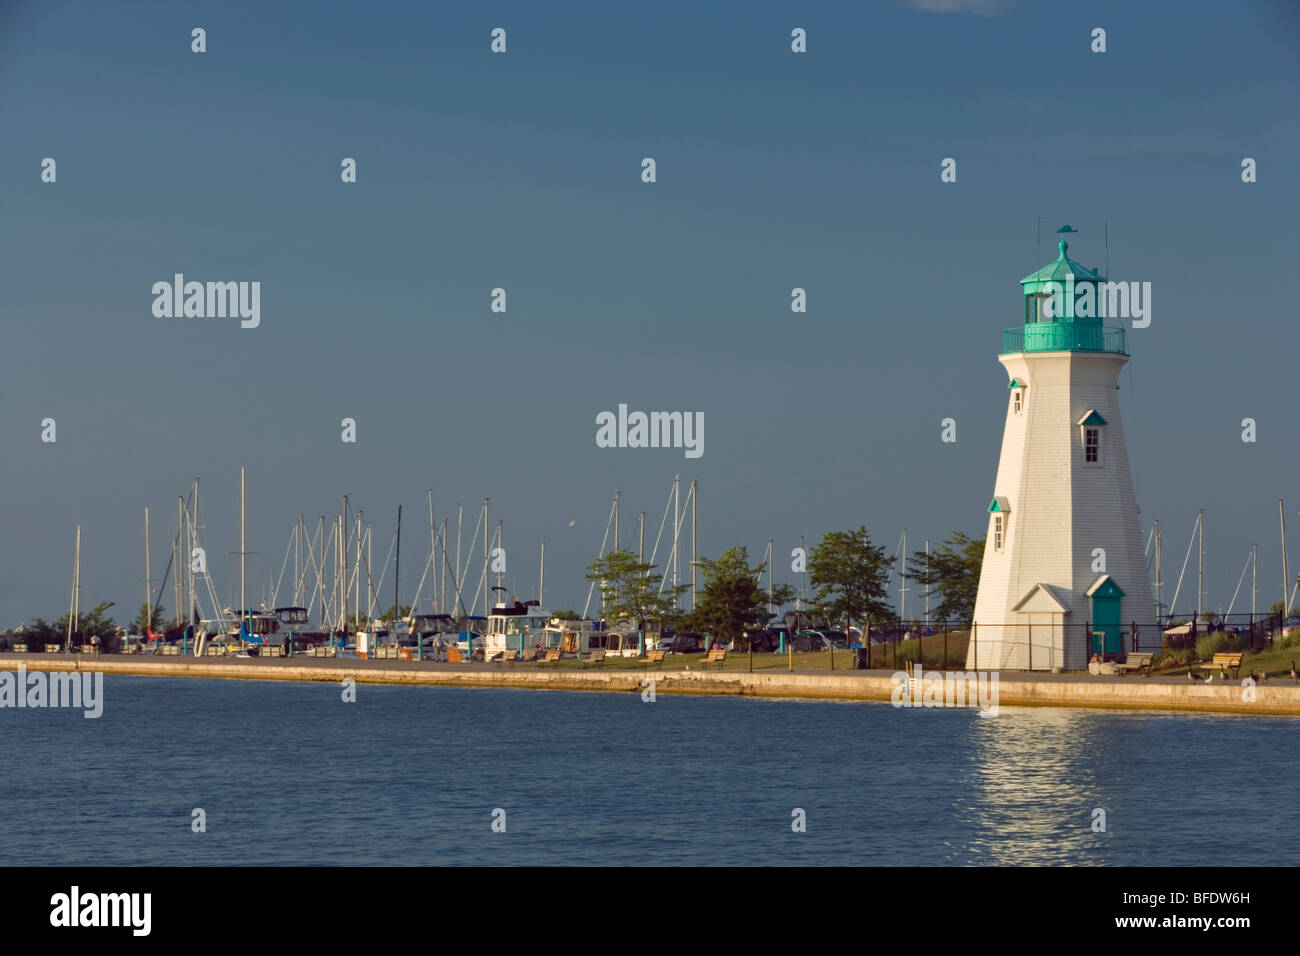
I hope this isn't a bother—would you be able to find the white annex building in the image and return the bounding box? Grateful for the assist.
[967,232,1154,671]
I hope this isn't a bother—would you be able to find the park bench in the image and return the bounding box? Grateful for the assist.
[1113,652,1155,677]
[1198,652,1244,678]
[582,649,606,670]
[541,649,562,665]
[644,649,666,671]
[493,650,516,664]
[703,648,727,670]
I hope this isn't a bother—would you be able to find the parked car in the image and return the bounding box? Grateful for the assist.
[670,631,706,654]
[647,631,677,652]
[741,628,781,653]
[822,630,848,649]
[793,630,827,652]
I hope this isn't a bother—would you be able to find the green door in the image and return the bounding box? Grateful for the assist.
[1089,577,1125,657]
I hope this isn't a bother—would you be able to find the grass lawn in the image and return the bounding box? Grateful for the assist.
[520,631,973,673]
[1150,635,1300,679]
[527,629,1300,679]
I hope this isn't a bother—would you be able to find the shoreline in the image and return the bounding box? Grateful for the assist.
[4,653,1299,716]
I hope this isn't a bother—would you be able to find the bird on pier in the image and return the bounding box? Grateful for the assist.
[1256,670,1269,682]
[1188,669,1204,682]
[1291,660,1297,681]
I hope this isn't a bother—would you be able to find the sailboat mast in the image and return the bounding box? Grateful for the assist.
[175,497,184,628]
[427,491,436,612]
[240,466,246,626]
[1282,499,1291,616]
[672,476,679,604]
[1197,508,1204,619]
[395,505,402,621]
[144,508,151,633]
[925,539,931,628]
[174,498,183,626]
[190,478,199,625]
[317,515,325,621]
[539,541,545,606]
[1154,518,1162,623]
[341,497,348,630]
[900,529,908,622]
[692,479,698,611]
[800,534,807,612]
[767,539,773,615]
[482,498,489,619]
[67,525,80,651]
[1252,541,1257,619]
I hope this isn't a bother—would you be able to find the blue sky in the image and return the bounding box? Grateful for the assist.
[2,0,1298,626]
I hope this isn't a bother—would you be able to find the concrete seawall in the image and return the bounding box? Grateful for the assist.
[5,654,1300,716]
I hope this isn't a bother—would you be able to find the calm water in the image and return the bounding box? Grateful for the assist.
[2,675,1296,866]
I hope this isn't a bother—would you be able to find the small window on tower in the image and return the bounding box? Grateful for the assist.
[1085,427,1101,464]
[993,514,1004,551]
[1013,390,1023,414]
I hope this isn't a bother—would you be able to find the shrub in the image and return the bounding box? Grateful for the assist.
[895,639,921,665]
[1195,633,1226,660]
[1158,648,1193,668]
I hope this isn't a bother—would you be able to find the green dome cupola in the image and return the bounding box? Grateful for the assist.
[1002,226,1126,356]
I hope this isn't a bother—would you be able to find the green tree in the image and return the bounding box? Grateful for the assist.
[585,549,686,633]
[131,601,167,635]
[807,527,891,632]
[907,532,985,623]
[1272,588,1298,618]
[30,601,119,652]
[551,609,581,620]
[684,547,795,648]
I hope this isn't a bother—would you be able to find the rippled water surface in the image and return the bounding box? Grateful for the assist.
[3,676,1296,865]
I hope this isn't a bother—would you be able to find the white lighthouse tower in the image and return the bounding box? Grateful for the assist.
[967,229,1153,672]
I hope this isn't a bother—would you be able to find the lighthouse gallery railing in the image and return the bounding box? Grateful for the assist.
[1001,323,1126,355]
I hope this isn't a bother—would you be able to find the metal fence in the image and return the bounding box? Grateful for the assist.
[855,612,1287,672]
